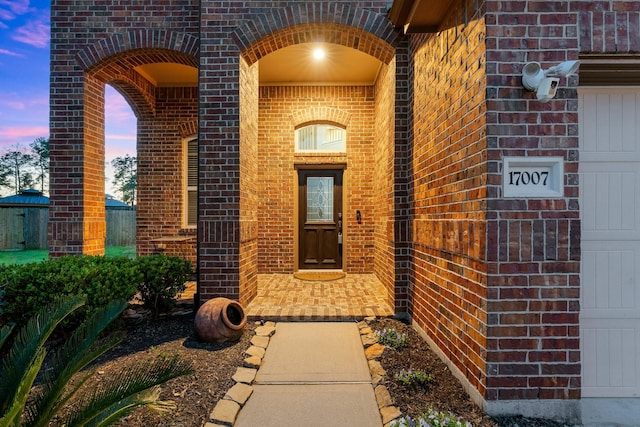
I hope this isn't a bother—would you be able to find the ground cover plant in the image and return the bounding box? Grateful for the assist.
[370,317,575,427]
[0,296,192,426]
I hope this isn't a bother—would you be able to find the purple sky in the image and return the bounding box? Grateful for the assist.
[0,0,136,195]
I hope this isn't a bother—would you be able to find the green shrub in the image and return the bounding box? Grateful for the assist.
[0,255,141,327]
[394,368,434,387]
[134,254,193,316]
[376,328,409,349]
[0,296,193,427]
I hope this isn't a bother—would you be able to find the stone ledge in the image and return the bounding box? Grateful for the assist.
[359,316,403,427]
[208,320,276,426]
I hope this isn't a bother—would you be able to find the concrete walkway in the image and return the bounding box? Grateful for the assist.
[234,322,383,427]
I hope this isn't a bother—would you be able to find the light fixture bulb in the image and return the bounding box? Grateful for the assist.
[312,47,325,60]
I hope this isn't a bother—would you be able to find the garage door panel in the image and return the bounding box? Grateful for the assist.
[581,89,640,156]
[580,86,640,399]
[581,321,640,397]
[581,168,639,233]
[582,245,637,311]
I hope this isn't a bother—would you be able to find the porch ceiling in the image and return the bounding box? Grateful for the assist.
[389,0,454,33]
[132,43,383,88]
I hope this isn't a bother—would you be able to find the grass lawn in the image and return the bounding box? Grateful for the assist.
[0,246,136,265]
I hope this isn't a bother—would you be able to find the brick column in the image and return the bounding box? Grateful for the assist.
[49,72,106,256]
[484,0,581,417]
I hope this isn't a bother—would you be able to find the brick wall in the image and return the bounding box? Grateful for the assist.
[239,57,259,305]
[136,87,198,264]
[50,0,199,257]
[403,0,639,415]
[406,0,489,400]
[483,0,583,403]
[257,85,376,274]
[373,58,398,309]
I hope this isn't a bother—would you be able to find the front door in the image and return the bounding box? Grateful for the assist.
[298,169,343,270]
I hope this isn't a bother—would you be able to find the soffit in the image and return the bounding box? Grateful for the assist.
[133,43,382,87]
[258,43,382,86]
[389,0,454,33]
[135,63,198,87]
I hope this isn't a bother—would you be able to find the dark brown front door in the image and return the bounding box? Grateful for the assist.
[298,169,343,270]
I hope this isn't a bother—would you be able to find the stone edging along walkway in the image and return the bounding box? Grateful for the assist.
[204,317,402,427]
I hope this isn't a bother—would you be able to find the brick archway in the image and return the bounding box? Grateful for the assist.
[76,30,199,72]
[227,4,402,308]
[76,31,199,120]
[232,3,398,64]
[291,107,352,129]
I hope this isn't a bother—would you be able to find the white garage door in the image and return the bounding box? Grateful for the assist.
[580,87,640,398]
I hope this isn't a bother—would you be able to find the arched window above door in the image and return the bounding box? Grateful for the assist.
[295,123,346,153]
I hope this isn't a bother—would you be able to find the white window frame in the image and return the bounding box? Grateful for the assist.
[295,122,346,153]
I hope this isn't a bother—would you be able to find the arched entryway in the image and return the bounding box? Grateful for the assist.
[228,4,405,315]
[49,30,199,263]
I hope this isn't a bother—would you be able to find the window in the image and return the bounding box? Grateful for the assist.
[295,123,346,152]
[184,137,197,227]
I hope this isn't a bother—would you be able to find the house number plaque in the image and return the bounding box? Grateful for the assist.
[503,156,563,198]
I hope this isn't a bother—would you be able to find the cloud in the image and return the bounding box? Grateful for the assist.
[12,18,49,48]
[0,0,30,15]
[0,48,24,57]
[0,125,49,148]
[106,133,136,142]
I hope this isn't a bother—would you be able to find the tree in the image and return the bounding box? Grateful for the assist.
[0,296,193,426]
[0,145,34,195]
[111,155,137,205]
[29,137,49,194]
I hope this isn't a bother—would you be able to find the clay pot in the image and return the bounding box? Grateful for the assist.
[194,298,247,343]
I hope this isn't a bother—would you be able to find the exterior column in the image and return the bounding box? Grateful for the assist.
[49,72,106,256]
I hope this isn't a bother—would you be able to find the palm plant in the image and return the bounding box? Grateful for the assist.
[0,296,193,426]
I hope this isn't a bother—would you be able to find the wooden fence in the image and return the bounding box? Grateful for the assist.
[106,209,136,246]
[0,207,136,250]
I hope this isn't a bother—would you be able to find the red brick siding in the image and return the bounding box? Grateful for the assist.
[136,87,198,265]
[50,0,199,256]
[239,57,259,305]
[407,0,489,397]
[374,59,398,310]
[483,0,582,401]
[257,85,377,274]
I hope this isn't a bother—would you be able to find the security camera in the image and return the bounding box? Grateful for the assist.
[536,77,559,102]
[521,60,580,101]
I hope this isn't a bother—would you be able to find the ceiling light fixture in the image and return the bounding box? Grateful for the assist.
[312,47,325,60]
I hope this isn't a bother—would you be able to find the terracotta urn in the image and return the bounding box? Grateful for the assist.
[194,298,247,343]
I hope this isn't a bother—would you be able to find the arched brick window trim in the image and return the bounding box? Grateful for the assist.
[291,107,351,129]
[232,3,399,65]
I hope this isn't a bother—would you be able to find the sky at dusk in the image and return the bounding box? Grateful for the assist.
[0,0,137,196]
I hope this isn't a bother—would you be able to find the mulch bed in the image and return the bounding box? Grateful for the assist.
[78,313,573,426]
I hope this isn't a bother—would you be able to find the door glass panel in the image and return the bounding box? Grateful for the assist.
[306,177,334,222]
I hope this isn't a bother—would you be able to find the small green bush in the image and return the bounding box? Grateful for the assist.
[134,254,193,316]
[390,408,472,427]
[395,368,434,387]
[0,255,141,326]
[376,328,409,349]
